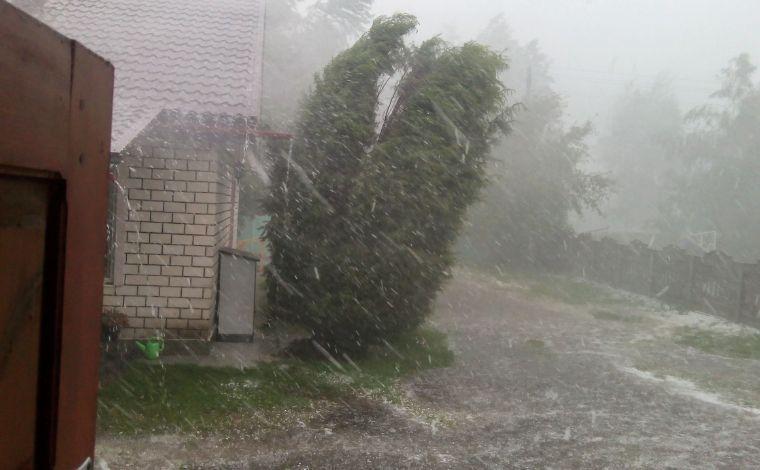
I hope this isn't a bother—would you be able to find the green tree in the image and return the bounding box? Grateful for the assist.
[659,54,760,260]
[241,0,373,221]
[596,79,682,236]
[265,14,512,352]
[458,16,609,269]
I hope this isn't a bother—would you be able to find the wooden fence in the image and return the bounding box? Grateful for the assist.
[561,236,760,327]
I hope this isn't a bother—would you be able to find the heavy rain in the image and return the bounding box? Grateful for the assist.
[2,0,760,468]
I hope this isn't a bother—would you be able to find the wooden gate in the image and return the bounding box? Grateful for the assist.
[1,2,114,468]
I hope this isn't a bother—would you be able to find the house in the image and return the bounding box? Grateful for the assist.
[42,0,267,340]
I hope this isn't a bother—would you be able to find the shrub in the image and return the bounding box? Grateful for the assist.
[265,14,512,352]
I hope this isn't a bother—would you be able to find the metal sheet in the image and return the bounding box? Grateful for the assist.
[217,250,257,339]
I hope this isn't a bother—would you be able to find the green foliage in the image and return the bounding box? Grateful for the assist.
[658,54,760,260]
[238,170,268,218]
[597,79,683,234]
[590,309,642,323]
[675,327,760,360]
[459,17,610,269]
[97,327,453,435]
[243,0,373,221]
[265,14,511,352]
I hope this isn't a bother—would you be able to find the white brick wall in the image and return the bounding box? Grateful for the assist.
[106,144,239,340]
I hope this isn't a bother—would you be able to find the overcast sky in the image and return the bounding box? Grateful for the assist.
[373,0,760,123]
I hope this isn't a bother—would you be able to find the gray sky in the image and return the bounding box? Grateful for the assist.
[373,0,760,123]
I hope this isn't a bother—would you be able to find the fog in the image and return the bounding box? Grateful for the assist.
[369,0,760,257]
[374,0,759,122]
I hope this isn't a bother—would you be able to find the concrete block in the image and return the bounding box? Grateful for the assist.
[138,264,161,275]
[171,255,192,266]
[124,296,147,307]
[163,223,185,234]
[164,202,186,213]
[141,222,163,233]
[171,234,193,245]
[161,265,183,276]
[150,233,172,244]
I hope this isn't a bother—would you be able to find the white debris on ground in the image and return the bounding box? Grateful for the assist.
[650,309,760,336]
[587,279,760,336]
[95,271,760,468]
[619,366,760,417]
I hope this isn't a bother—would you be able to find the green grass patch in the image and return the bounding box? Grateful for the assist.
[632,359,760,409]
[524,338,546,350]
[472,269,638,306]
[97,327,453,435]
[591,309,642,323]
[675,327,760,360]
[521,338,557,359]
[525,276,632,306]
[465,265,645,308]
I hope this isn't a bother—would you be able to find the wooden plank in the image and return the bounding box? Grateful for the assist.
[0,176,51,469]
[0,2,71,169]
[55,40,114,470]
[0,2,114,468]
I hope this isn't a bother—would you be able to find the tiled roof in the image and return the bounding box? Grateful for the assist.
[43,0,265,151]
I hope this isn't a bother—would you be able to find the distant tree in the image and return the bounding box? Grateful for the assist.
[241,0,373,220]
[476,15,554,97]
[261,0,374,129]
[458,16,609,269]
[265,14,512,352]
[659,54,760,260]
[596,79,683,235]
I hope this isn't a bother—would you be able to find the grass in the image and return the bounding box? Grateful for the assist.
[591,309,642,323]
[633,358,760,409]
[675,327,760,360]
[469,265,637,307]
[522,338,556,359]
[626,326,760,412]
[525,275,635,306]
[97,327,453,435]
[524,338,546,349]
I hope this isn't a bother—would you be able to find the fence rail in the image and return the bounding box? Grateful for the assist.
[562,236,760,327]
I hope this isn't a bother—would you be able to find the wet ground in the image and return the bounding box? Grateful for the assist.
[97,270,760,469]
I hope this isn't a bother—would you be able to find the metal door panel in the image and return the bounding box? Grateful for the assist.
[217,248,258,340]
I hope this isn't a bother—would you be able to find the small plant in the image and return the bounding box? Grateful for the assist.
[101,308,129,345]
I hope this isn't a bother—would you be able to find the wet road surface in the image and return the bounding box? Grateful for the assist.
[97,270,760,469]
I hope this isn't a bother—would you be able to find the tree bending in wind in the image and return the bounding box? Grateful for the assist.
[265,14,513,352]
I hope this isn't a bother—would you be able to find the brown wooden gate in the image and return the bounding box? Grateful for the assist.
[1,2,114,468]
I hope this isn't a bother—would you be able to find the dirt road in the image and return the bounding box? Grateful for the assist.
[97,270,760,468]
